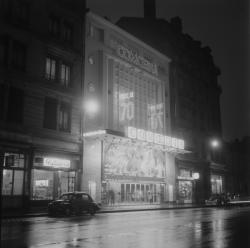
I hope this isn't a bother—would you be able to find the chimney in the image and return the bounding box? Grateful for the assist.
[144,0,156,19]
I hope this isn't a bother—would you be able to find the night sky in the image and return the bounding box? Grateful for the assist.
[87,0,250,141]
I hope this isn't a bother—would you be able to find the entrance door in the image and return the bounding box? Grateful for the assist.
[88,181,96,201]
[168,184,173,202]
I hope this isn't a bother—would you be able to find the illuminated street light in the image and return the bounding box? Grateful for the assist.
[83,98,99,115]
[211,139,220,148]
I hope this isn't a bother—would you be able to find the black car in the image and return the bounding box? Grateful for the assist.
[48,192,100,216]
[205,193,230,206]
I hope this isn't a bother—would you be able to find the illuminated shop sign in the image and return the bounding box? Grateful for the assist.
[83,130,107,137]
[177,172,200,180]
[127,126,185,150]
[117,45,158,75]
[44,158,71,169]
[35,180,49,187]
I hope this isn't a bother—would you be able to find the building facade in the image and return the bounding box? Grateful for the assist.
[0,0,86,209]
[229,137,250,195]
[117,0,227,203]
[82,12,187,206]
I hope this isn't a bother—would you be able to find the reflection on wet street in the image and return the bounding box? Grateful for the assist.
[1,207,250,248]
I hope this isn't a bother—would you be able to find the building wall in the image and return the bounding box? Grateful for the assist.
[82,13,181,205]
[117,14,225,202]
[0,0,86,209]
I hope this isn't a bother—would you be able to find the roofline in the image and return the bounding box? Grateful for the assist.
[86,12,171,63]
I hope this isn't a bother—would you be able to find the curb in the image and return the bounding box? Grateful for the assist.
[2,205,209,219]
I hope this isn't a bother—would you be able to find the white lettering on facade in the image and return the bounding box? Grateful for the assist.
[117,45,158,75]
[127,126,185,150]
[44,158,71,169]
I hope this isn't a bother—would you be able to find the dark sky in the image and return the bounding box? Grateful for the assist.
[87,0,250,141]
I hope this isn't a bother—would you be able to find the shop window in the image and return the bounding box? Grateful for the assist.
[32,169,75,200]
[63,21,73,43]
[211,175,223,194]
[60,63,71,87]
[7,87,24,124]
[49,15,60,37]
[4,153,25,168]
[2,153,25,196]
[43,97,58,130]
[45,57,56,81]
[59,102,71,132]
[32,169,54,200]
[11,40,26,71]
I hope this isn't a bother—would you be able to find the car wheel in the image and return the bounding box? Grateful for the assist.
[89,207,96,216]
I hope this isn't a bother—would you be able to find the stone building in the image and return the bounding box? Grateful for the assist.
[0,0,86,210]
[117,0,226,202]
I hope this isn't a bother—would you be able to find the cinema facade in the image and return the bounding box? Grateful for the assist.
[82,13,192,206]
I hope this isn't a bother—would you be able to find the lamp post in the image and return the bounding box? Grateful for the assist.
[193,172,200,204]
[80,97,100,191]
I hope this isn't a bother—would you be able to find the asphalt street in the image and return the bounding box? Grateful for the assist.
[1,207,250,248]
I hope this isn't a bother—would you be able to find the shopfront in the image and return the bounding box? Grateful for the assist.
[101,137,167,205]
[210,174,224,194]
[31,153,78,203]
[1,151,28,209]
[176,168,201,203]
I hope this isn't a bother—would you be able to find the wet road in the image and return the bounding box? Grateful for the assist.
[1,207,250,248]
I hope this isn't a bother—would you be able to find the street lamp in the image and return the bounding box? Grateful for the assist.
[211,139,220,148]
[83,98,100,116]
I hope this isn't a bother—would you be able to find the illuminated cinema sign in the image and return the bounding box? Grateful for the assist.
[44,158,71,169]
[127,126,185,150]
[117,45,158,75]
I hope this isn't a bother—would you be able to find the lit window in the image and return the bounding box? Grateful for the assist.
[60,63,71,87]
[45,57,56,80]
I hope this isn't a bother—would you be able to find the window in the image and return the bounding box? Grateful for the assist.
[59,102,71,132]
[2,153,25,196]
[45,57,56,80]
[90,25,104,42]
[14,0,30,25]
[7,87,24,123]
[63,22,73,43]
[0,84,7,120]
[49,15,60,37]
[43,97,71,132]
[60,63,71,87]
[43,97,57,130]
[12,40,26,71]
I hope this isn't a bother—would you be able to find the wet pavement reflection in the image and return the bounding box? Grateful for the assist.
[1,207,250,248]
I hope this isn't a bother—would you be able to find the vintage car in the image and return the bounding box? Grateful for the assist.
[48,192,100,216]
[205,194,230,206]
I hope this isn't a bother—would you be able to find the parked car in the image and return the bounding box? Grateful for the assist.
[227,194,250,206]
[48,192,100,216]
[205,194,230,206]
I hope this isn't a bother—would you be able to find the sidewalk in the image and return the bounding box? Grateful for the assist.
[2,203,206,219]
